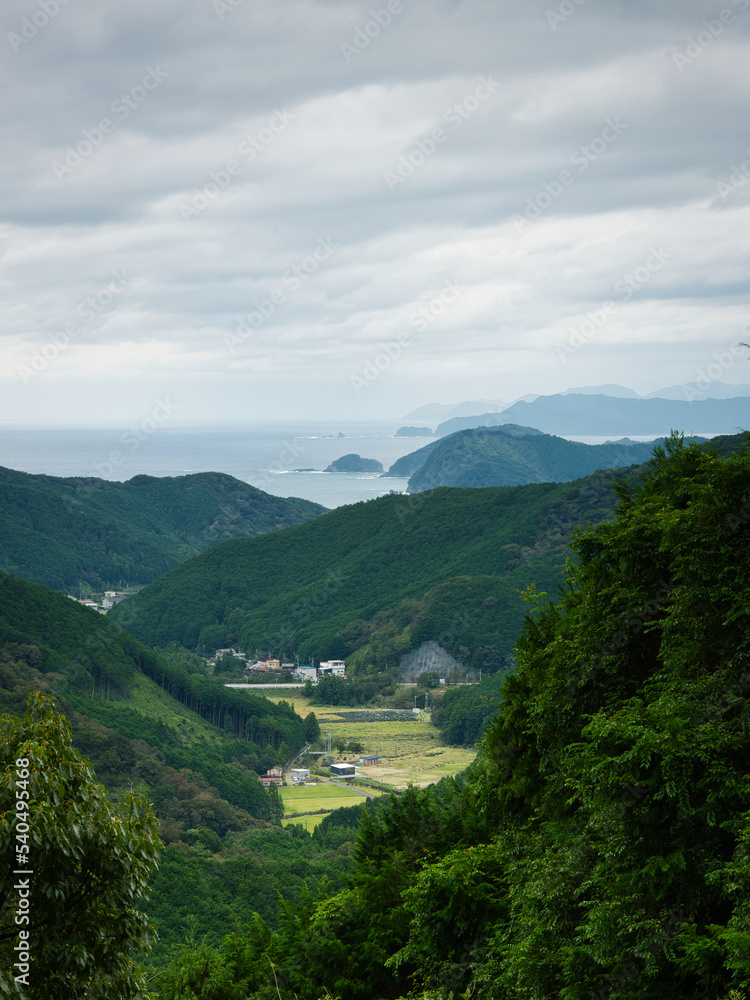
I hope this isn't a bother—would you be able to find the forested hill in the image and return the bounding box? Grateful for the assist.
[0,571,306,825]
[0,466,326,592]
[382,422,545,479]
[201,435,750,1000]
[402,424,673,491]
[111,466,630,669]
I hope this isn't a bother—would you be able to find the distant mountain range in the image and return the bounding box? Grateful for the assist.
[433,394,750,438]
[403,383,750,433]
[0,467,326,593]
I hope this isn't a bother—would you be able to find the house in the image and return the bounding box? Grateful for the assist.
[330,763,355,779]
[318,659,346,677]
[102,596,126,610]
[295,666,317,682]
[359,755,380,766]
[290,768,310,784]
[260,766,284,788]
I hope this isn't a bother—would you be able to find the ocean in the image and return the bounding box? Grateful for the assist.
[0,421,428,508]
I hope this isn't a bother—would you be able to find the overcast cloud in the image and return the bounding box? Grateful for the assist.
[1,0,749,422]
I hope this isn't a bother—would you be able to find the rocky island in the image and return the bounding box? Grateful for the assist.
[324,453,384,473]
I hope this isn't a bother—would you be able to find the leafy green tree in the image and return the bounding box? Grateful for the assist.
[469,435,750,998]
[0,693,161,999]
[303,711,320,742]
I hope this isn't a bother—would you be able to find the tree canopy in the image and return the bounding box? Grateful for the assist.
[0,693,161,999]
[206,433,750,1000]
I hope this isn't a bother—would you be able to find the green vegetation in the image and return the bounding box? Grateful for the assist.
[0,466,325,593]
[0,572,306,827]
[324,454,383,473]
[0,693,160,999]
[431,670,507,745]
[405,424,688,491]
[111,465,628,668]
[155,434,750,998]
[280,782,369,815]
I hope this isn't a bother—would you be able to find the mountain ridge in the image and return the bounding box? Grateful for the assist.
[0,466,326,593]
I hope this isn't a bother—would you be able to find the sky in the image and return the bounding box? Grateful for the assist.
[1,0,750,424]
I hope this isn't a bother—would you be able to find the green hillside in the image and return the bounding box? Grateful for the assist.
[175,434,750,1000]
[0,573,362,965]
[0,466,326,593]
[0,572,305,823]
[110,466,630,669]
[402,424,673,491]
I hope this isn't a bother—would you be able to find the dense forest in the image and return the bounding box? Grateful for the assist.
[403,425,680,491]
[110,465,630,668]
[3,433,750,997]
[147,434,750,999]
[0,574,307,817]
[0,467,325,592]
[383,421,668,489]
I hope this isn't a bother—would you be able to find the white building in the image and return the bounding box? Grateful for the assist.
[318,660,346,677]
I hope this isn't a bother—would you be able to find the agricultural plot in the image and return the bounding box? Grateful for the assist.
[280,780,371,817]
[358,747,477,790]
[265,692,478,790]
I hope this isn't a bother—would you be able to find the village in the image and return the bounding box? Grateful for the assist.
[215,649,347,682]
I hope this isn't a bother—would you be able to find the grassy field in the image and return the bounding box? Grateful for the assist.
[281,812,331,831]
[278,780,374,832]
[356,746,477,790]
[264,690,478,790]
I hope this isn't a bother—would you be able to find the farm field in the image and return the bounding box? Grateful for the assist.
[279,779,375,831]
[264,691,478,790]
[357,746,477,790]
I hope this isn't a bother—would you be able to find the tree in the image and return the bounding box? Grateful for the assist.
[471,435,750,998]
[303,711,320,742]
[0,693,161,999]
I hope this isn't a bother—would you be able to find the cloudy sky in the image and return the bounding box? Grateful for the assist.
[2,0,749,423]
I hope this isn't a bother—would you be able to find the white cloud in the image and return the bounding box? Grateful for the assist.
[1,0,749,421]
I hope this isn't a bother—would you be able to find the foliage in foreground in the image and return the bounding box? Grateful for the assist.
[0,693,160,999]
[154,435,750,999]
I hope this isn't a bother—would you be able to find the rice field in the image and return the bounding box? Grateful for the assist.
[265,691,478,791]
[280,781,371,816]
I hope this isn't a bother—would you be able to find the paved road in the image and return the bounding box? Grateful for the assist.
[324,778,378,799]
